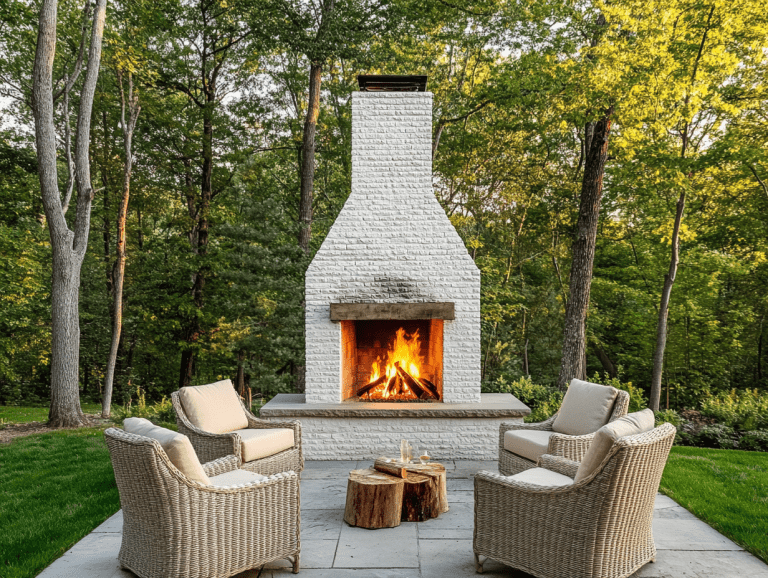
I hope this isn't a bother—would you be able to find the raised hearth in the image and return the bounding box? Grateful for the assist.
[260,394,530,460]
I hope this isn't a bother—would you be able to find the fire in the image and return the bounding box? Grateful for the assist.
[360,328,438,401]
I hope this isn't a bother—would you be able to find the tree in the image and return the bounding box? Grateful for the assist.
[149,0,255,388]
[648,0,768,410]
[102,67,140,417]
[261,0,403,253]
[557,105,614,388]
[31,0,107,427]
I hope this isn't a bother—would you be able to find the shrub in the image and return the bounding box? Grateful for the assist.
[588,369,648,413]
[490,376,563,422]
[694,424,740,449]
[739,430,768,452]
[700,389,768,430]
[111,387,176,428]
[654,409,682,428]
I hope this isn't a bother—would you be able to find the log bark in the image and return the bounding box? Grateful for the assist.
[103,70,140,418]
[402,462,448,514]
[401,473,438,522]
[374,457,406,478]
[557,106,614,390]
[357,375,386,397]
[32,0,107,427]
[385,374,398,397]
[344,468,404,528]
[417,377,439,398]
[395,362,429,399]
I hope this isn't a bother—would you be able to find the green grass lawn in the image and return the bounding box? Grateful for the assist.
[0,427,119,578]
[661,445,768,563]
[0,403,104,424]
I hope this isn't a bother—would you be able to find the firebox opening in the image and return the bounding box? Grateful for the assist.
[341,319,443,402]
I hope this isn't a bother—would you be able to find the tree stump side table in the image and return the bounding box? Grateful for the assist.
[344,469,405,528]
[343,460,449,529]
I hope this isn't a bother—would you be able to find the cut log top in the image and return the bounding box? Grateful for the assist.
[348,468,405,484]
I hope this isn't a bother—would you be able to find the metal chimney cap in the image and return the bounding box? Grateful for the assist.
[357,75,428,92]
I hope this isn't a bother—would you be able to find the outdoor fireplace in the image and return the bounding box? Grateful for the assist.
[341,319,444,402]
[258,75,529,458]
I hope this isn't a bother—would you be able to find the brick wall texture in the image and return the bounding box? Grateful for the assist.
[305,92,481,404]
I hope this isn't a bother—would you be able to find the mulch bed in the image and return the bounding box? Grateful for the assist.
[0,414,112,444]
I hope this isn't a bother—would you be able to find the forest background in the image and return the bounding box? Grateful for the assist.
[1,0,767,417]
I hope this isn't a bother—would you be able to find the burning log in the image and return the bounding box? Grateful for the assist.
[385,374,398,397]
[357,375,387,397]
[417,377,439,399]
[395,362,431,400]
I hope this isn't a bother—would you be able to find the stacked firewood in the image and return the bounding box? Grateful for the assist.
[356,361,439,400]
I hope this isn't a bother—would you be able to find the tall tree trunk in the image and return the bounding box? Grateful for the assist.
[649,6,716,410]
[593,342,617,378]
[32,0,107,427]
[178,74,215,389]
[49,249,85,425]
[298,62,322,254]
[103,70,140,417]
[650,192,685,410]
[557,107,614,390]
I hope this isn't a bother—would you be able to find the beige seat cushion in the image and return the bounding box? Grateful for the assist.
[503,430,553,463]
[510,466,574,488]
[209,469,267,487]
[123,417,210,485]
[179,379,249,434]
[235,428,295,462]
[574,409,656,483]
[552,379,619,436]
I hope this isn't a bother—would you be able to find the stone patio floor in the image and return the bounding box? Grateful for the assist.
[39,460,768,578]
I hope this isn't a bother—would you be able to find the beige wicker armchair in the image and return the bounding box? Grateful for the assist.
[104,427,300,578]
[475,422,676,578]
[499,380,630,475]
[171,380,303,476]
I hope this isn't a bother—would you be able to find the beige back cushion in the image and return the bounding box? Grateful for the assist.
[552,379,619,436]
[574,409,655,483]
[178,379,249,434]
[123,417,210,485]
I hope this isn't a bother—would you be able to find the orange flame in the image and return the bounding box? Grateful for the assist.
[368,328,425,399]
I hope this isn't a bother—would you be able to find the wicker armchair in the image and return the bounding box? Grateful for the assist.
[499,385,630,475]
[104,427,300,578]
[172,388,303,476]
[476,423,676,578]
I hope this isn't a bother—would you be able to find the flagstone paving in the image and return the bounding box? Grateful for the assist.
[37,460,768,578]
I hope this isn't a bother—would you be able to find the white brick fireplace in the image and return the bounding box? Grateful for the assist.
[260,76,528,459]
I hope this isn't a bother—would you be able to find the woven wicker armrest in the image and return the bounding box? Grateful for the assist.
[500,413,557,434]
[202,455,241,478]
[246,414,300,432]
[202,470,300,493]
[547,431,595,461]
[475,470,575,494]
[538,454,579,478]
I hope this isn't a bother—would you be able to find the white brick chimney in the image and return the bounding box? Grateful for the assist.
[304,90,482,404]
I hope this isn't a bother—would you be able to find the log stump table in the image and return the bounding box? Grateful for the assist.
[343,459,449,529]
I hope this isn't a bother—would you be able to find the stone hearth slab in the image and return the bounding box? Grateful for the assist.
[260,393,528,418]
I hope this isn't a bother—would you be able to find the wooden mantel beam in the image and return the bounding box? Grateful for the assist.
[330,302,455,321]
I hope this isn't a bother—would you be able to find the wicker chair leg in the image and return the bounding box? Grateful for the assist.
[290,553,300,574]
[474,553,484,574]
